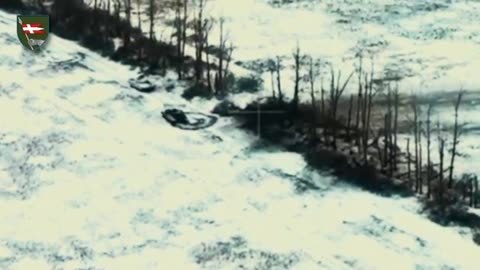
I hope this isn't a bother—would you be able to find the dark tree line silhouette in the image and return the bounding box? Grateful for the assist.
[238,46,479,224]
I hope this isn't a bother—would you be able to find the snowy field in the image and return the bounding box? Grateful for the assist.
[207,0,480,93]
[1,6,480,270]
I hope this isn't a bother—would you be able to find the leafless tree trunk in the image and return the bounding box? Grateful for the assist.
[193,0,207,82]
[418,119,423,194]
[355,57,363,147]
[393,85,399,171]
[217,18,226,94]
[148,0,155,40]
[475,178,479,208]
[329,68,354,149]
[438,119,446,200]
[407,138,412,187]
[308,57,317,137]
[270,69,276,99]
[320,77,325,117]
[174,0,183,79]
[123,0,132,46]
[292,45,301,112]
[114,0,121,20]
[470,178,475,207]
[360,74,369,162]
[205,30,212,91]
[346,94,354,140]
[182,0,188,57]
[362,72,374,164]
[124,0,131,21]
[135,0,141,28]
[386,85,393,175]
[276,56,283,102]
[426,104,433,198]
[223,44,234,83]
[448,91,464,188]
[412,95,419,193]
[383,113,389,170]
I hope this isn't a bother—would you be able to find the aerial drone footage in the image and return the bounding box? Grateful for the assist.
[1,0,480,269]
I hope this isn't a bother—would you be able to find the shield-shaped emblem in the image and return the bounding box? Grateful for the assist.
[16,15,49,52]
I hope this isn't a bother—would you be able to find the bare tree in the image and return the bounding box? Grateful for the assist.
[392,84,399,171]
[223,43,234,84]
[147,0,155,40]
[385,85,393,175]
[114,0,122,20]
[174,0,183,78]
[418,118,423,194]
[292,44,302,112]
[355,56,363,147]
[275,56,283,102]
[123,0,132,45]
[307,57,319,137]
[270,68,276,99]
[346,94,354,140]
[407,138,412,187]
[124,0,131,22]
[181,0,188,57]
[216,17,226,94]
[193,0,209,82]
[426,103,433,198]
[412,94,420,192]
[205,24,213,91]
[328,67,354,149]
[361,70,375,164]
[437,119,446,200]
[135,0,142,29]
[475,178,479,208]
[448,90,464,188]
[320,76,325,117]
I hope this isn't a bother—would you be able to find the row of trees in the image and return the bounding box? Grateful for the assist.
[263,45,479,209]
[25,0,235,95]
[173,0,233,95]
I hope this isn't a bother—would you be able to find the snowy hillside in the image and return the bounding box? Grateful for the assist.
[1,8,480,270]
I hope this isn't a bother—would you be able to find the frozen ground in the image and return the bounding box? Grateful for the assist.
[2,6,480,270]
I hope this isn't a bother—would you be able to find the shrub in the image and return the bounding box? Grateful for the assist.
[234,75,263,93]
[0,0,25,11]
[182,83,213,100]
[473,230,480,245]
[82,34,114,56]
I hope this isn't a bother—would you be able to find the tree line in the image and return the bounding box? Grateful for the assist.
[259,45,479,213]
[18,0,234,96]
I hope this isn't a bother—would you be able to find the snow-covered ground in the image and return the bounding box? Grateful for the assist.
[1,7,480,270]
[208,0,480,93]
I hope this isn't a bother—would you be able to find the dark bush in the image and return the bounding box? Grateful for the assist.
[82,34,114,56]
[235,75,263,93]
[182,83,213,100]
[473,230,480,245]
[0,0,25,11]
[211,100,241,116]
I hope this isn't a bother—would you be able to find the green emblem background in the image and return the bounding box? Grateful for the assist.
[17,15,50,51]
